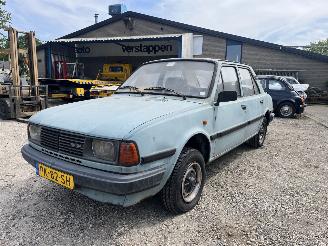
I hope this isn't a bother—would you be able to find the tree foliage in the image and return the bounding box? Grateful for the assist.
[0,0,10,30]
[306,39,328,56]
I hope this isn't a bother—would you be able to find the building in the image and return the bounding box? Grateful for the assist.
[37,11,328,88]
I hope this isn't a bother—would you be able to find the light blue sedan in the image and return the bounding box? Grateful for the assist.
[22,58,273,213]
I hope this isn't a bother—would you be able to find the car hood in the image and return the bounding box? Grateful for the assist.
[30,95,203,139]
[292,84,309,92]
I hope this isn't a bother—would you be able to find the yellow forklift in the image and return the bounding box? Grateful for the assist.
[90,63,132,97]
[0,27,48,120]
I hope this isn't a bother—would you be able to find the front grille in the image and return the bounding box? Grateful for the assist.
[40,127,86,157]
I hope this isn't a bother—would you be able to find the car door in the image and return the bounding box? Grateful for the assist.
[237,67,265,140]
[266,79,289,109]
[211,65,247,158]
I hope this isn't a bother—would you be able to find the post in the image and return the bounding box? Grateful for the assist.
[8,27,20,97]
[181,33,194,58]
[28,31,39,88]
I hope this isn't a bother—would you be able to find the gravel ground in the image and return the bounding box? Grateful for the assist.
[1,111,328,245]
[305,105,328,127]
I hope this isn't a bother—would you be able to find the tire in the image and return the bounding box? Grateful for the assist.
[248,118,268,148]
[277,102,295,118]
[0,98,10,120]
[161,147,206,214]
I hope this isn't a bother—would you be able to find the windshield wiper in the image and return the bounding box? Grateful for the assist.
[118,85,144,95]
[143,86,186,100]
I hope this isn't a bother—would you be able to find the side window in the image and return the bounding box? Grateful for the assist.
[268,80,285,90]
[259,79,266,90]
[239,68,255,97]
[221,66,241,97]
[252,77,260,94]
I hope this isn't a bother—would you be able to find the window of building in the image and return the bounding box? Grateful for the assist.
[239,68,255,96]
[268,80,286,90]
[226,40,242,62]
[221,66,241,96]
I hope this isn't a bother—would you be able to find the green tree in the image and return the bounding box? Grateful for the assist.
[306,39,328,56]
[0,0,10,31]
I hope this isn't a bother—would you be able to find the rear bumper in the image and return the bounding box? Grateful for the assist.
[21,144,165,196]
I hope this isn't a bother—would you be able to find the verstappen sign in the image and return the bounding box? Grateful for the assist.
[75,40,178,57]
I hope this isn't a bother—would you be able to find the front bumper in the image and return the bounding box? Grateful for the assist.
[21,144,165,196]
[297,103,306,114]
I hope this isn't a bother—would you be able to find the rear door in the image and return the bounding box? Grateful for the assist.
[237,67,265,140]
[212,65,247,158]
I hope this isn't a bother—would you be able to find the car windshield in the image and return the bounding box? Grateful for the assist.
[118,61,215,98]
[285,77,298,84]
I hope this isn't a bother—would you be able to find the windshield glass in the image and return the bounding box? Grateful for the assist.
[285,77,298,84]
[119,61,215,98]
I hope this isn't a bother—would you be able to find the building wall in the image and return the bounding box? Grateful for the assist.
[242,44,328,88]
[76,18,227,59]
[74,17,328,88]
[37,49,46,78]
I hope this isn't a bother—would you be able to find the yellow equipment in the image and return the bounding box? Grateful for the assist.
[96,64,132,82]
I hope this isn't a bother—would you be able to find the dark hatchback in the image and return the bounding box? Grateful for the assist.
[257,75,306,118]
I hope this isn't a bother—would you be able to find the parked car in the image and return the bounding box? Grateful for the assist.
[257,75,306,118]
[283,76,309,100]
[22,59,273,214]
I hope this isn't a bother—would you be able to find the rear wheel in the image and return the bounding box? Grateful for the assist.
[161,147,205,214]
[248,118,268,148]
[277,102,295,118]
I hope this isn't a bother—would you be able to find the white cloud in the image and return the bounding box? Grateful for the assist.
[6,0,328,45]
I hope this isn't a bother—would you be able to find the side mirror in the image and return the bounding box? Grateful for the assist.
[215,91,237,106]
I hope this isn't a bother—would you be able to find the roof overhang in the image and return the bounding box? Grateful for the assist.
[52,34,183,44]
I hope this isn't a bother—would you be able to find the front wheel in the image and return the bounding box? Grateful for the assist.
[161,147,206,214]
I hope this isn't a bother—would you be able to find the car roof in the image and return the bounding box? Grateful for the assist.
[144,58,252,68]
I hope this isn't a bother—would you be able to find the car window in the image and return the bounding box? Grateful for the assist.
[259,79,266,90]
[221,66,241,96]
[239,68,255,96]
[268,80,286,90]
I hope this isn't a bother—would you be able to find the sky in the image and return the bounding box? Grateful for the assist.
[5,0,328,46]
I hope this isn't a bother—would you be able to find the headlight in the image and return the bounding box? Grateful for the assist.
[92,139,116,161]
[28,124,41,143]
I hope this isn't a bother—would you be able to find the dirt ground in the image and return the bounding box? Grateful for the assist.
[0,106,328,245]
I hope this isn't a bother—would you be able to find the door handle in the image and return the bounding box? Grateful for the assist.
[241,105,247,110]
[260,100,264,104]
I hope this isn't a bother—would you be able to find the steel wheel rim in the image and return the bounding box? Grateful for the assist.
[258,121,267,145]
[280,105,292,117]
[182,162,202,203]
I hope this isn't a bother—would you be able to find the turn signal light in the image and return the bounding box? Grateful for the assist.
[119,142,140,166]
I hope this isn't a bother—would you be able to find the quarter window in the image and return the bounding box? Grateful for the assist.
[268,80,285,90]
[221,66,241,96]
[239,68,255,96]
[259,79,266,90]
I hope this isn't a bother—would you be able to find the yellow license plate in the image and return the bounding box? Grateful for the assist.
[38,163,74,190]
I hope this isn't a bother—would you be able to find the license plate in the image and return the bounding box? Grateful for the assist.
[38,163,74,190]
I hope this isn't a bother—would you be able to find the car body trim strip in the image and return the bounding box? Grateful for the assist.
[210,115,264,141]
[141,148,176,164]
